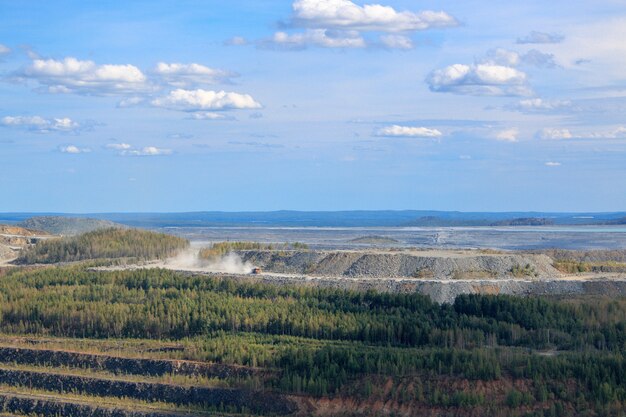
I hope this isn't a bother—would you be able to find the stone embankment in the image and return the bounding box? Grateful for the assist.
[216,270,626,304]
[237,249,560,279]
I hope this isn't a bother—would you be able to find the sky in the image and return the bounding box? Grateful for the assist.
[1,0,626,212]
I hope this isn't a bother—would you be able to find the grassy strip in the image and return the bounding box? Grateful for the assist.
[0,384,238,416]
[553,260,626,274]
[199,242,308,259]
[0,362,236,389]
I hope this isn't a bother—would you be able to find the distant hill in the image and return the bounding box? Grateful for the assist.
[18,216,124,236]
[16,228,189,264]
[3,210,626,228]
[490,218,555,226]
[349,235,399,244]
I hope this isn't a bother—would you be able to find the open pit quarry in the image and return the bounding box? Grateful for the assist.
[0,226,52,265]
[119,248,626,304]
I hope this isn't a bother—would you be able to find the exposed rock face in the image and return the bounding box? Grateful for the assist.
[0,225,52,264]
[237,250,561,279]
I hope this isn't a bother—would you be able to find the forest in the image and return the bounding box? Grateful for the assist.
[16,228,189,264]
[0,265,625,415]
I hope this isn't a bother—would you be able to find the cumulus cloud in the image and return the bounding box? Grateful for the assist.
[121,146,172,156]
[151,89,261,111]
[427,63,530,96]
[507,98,573,113]
[1,115,81,133]
[376,125,442,138]
[60,145,90,154]
[18,57,151,95]
[538,128,574,140]
[538,126,626,140]
[581,126,626,139]
[545,161,562,166]
[495,128,519,142]
[290,0,458,32]
[517,31,564,44]
[0,44,10,55]
[427,46,559,96]
[153,62,237,87]
[266,0,457,49]
[269,29,366,49]
[190,112,230,120]
[104,143,172,156]
[105,143,132,150]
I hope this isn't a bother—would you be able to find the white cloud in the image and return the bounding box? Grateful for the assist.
[60,145,90,154]
[376,125,442,138]
[581,126,626,139]
[517,31,564,44]
[153,62,237,87]
[190,112,229,120]
[538,128,573,140]
[20,57,151,95]
[270,29,366,49]
[151,89,261,111]
[379,34,413,50]
[508,98,573,113]
[545,161,562,166]
[117,97,145,108]
[1,115,81,133]
[291,0,458,32]
[122,146,172,156]
[270,0,457,50]
[104,143,171,156]
[495,128,519,142]
[0,44,10,55]
[105,143,132,150]
[427,63,530,96]
[538,126,626,140]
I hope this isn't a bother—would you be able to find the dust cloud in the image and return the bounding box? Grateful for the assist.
[162,249,255,274]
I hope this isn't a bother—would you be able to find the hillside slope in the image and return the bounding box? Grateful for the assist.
[16,228,188,264]
[18,216,124,236]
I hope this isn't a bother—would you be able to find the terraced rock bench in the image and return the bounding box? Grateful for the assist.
[0,346,261,379]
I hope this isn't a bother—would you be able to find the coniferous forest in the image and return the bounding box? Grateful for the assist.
[0,265,626,416]
[16,228,189,264]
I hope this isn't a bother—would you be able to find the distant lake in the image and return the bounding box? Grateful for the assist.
[159,225,626,251]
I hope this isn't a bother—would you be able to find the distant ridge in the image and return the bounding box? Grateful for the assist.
[1,210,626,228]
[18,216,125,236]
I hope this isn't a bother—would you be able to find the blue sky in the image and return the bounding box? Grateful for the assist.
[1,0,625,212]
